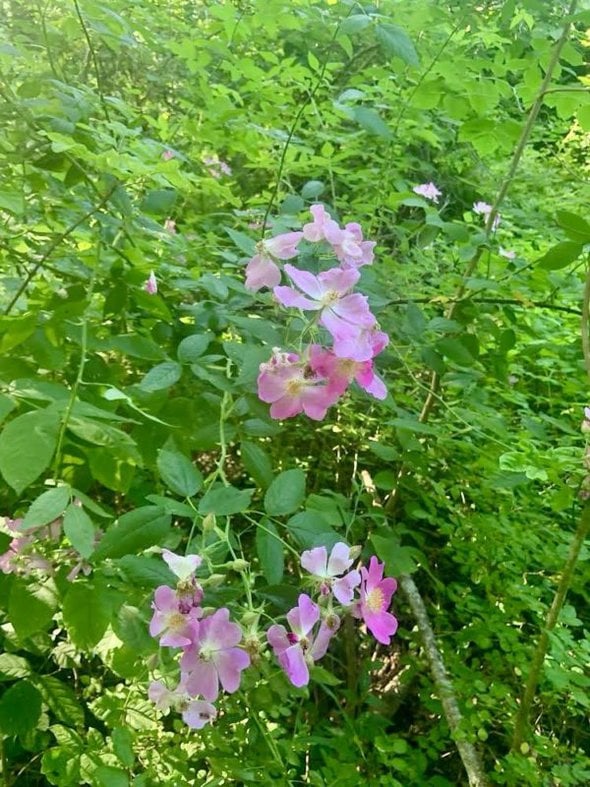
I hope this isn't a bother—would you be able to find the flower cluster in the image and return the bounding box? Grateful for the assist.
[148,549,250,730]
[267,544,398,687]
[203,154,232,179]
[148,544,397,727]
[246,205,388,420]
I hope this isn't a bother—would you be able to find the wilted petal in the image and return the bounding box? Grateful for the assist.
[182,700,217,729]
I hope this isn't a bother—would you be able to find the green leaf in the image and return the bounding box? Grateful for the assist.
[91,506,171,561]
[177,334,211,363]
[138,361,182,392]
[264,469,306,516]
[240,441,274,488]
[375,23,419,66]
[21,486,71,531]
[0,680,42,737]
[36,675,85,727]
[225,227,256,256]
[115,555,175,588]
[140,188,176,215]
[9,577,58,638]
[301,180,325,199]
[62,581,113,649]
[0,408,60,494]
[0,653,31,681]
[63,504,96,559]
[94,765,130,787]
[286,511,339,549]
[112,726,135,768]
[537,241,584,270]
[339,14,372,35]
[436,337,478,366]
[157,448,203,497]
[555,211,590,243]
[371,534,418,575]
[352,106,392,139]
[256,520,284,584]
[198,485,253,516]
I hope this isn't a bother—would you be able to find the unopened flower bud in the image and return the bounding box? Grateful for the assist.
[241,611,260,628]
[202,513,216,531]
[226,559,249,572]
[349,545,362,561]
[202,573,225,588]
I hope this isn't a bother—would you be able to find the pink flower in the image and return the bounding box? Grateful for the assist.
[257,348,341,421]
[149,585,201,648]
[302,206,375,267]
[144,271,158,294]
[499,247,515,260]
[309,341,388,401]
[352,557,398,645]
[473,201,500,230]
[267,594,340,687]
[244,232,303,292]
[181,608,250,701]
[164,218,177,234]
[413,182,442,203]
[162,150,175,161]
[161,549,202,581]
[275,265,377,362]
[148,680,217,730]
[300,542,361,605]
[302,204,340,243]
[203,155,232,178]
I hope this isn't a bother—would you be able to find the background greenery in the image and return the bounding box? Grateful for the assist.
[0,0,589,784]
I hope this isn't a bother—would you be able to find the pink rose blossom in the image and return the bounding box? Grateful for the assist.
[352,556,398,645]
[164,218,177,234]
[309,342,388,401]
[499,247,515,260]
[244,232,303,292]
[300,542,361,605]
[413,182,442,203]
[257,348,341,421]
[302,204,341,243]
[144,271,158,294]
[181,607,250,701]
[275,265,377,362]
[162,150,175,161]
[182,699,218,729]
[203,155,232,178]
[149,585,201,648]
[302,206,375,267]
[267,594,340,687]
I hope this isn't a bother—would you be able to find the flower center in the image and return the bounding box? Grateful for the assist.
[321,289,340,306]
[286,378,305,396]
[365,587,385,613]
[168,611,187,632]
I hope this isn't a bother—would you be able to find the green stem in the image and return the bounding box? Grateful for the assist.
[72,0,110,121]
[52,245,100,479]
[511,502,590,752]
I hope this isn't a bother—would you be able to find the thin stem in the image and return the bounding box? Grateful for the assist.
[72,0,110,121]
[52,243,100,478]
[510,502,590,751]
[582,258,590,383]
[3,183,116,315]
[401,574,487,786]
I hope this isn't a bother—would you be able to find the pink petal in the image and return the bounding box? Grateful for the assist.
[274,285,319,310]
[270,394,304,420]
[245,255,281,291]
[326,543,353,576]
[215,648,250,693]
[279,643,309,687]
[318,267,359,295]
[301,385,338,420]
[283,264,325,300]
[332,570,361,605]
[364,610,398,645]
[184,659,219,701]
[300,546,328,577]
[309,617,340,660]
[182,700,217,729]
[331,293,375,328]
[162,550,202,580]
[287,594,319,637]
[267,624,290,655]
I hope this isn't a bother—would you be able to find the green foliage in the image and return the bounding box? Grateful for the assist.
[0,0,588,784]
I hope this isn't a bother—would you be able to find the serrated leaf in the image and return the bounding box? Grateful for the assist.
[436,337,477,366]
[91,507,171,561]
[0,653,31,681]
[157,449,203,497]
[371,534,417,575]
[35,675,85,727]
[376,23,419,66]
[62,581,113,649]
[9,577,58,638]
[264,469,306,516]
[0,409,60,494]
[241,441,274,488]
[115,555,175,587]
[256,520,284,584]
[177,334,211,363]
[63,504,96,559]
[225,227,256,256]
[198,485,253,516]
[286,511,339,549]
[352,106,392,139]
[537,241,584,270]
[138,362,182,393]
[21,486,71,530]
[0,680,42,736]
